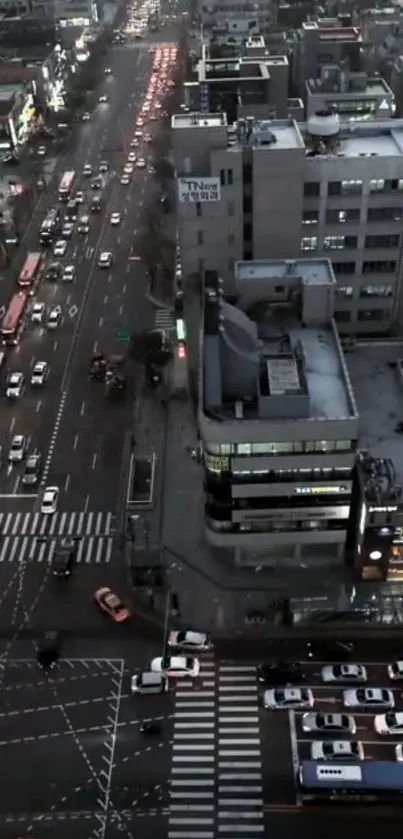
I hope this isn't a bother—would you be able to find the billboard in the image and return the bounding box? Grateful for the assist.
[178,177,221,203]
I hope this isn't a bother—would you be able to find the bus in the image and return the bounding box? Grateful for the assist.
[1,293,28,345]
[58,170,75,201]
[39,208,61,245]
[17,252,43,292]
[298,761,403,804]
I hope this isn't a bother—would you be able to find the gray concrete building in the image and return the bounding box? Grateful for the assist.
[173,111,403,336]
[199,258,358,565]
[292,19,363,97]
[305,70,395,120]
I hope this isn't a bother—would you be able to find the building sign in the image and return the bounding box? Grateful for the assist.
[178,177,221,203]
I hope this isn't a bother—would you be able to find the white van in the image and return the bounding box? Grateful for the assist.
[131,671,167,695]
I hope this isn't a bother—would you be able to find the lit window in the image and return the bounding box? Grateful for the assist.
[301,237,317,251]
[369,179,385,193]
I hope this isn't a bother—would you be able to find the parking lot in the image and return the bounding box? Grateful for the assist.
[261,658,403,807]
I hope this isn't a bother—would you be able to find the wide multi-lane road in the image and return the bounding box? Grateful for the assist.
[0,31,175,538]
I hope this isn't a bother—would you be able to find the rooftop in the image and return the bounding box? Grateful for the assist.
[345,343,403,485]
[227,118,305,150]
[202,261,356,425]
[306,75,391,98]
[172,112,227,129]
[0,83,22,103]
[302,117,403,158]
[235,258,334,286]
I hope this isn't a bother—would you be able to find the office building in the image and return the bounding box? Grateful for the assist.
[199,0,275,37]
[173,111,403,336]
[199,258,358,566]
[292,19,363,97]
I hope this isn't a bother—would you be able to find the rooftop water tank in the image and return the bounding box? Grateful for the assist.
[307,110,340,138]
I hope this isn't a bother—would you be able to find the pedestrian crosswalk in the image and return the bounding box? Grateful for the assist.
[0,511,114,537]
[154,308,174,330]
[169,656,264,839]
[0,535,113,564]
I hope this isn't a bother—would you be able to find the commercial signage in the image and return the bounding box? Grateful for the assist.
[178,177,221,203]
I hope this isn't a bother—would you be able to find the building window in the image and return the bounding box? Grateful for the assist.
[360,285,393,298]
[205,440,355,456]
[302,210,319,225]
[365,234,400,249]
[335,310,352,322]
[274,285,285,293]
[367,207,403,222]
[369,178,385,193]
[197,230,203,246]
[301,236,317,251]
[357,309,388,322]
[335,286,353,297]
[196,202,202,217]
[228,200,235,216]
[363,260,396,274]
[303,182,320,196]
[228,229,235,245]
[227,168,233,186]
[341,180,362,195]
[324,235,357,250]
[243,195,252,213]
[220,169,225,186]
[332,261,356,275]
[328,181,341,196]
[326,209,360,224]
[385,179,403,191]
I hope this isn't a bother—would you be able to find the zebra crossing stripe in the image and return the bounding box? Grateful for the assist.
[0,536,114,563]
[0,511,114,537]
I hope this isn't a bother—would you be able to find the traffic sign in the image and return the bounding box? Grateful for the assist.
[117,327,130,343]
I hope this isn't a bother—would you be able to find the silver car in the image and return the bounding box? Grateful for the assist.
[302,712,356,735]
[311,740,364,761]
[321,664,368,684]
[343,687,394,709]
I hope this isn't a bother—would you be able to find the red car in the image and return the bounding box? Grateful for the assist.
[94,586,130,623]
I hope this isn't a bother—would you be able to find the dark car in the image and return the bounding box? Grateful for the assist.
[257,660,305,685]
[91,177,102,190]
[91,195,102,212]
[53,538,76,578]
[45,262,61,282]
[36,630,60,670]
[66,199,79,220]
[305,640,354,662]
[90,352,107,380]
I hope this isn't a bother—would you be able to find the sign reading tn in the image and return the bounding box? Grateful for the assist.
[178,177,221,203]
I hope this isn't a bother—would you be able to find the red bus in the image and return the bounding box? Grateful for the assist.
[18,252,43,292]
[1,293,28,345]
[58,170,75,200]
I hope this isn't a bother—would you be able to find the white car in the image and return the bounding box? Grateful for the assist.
[104,67,112,75]
[136,158,146,169]
[128,152,136,163]
[302,712,356,734]
[321,664,368,684]
[374,712,403,735]
[41,486,59,515]
[47,306,62,330]
[75,191,84,204]
[135,130,143,138]
[38,145,46,156]
[99,95,108,103]
[8,434,27,462]
[31,302,45,324]
[83,164,92,176]
[151,655,200,678]
[311,740,365,761]
[6,372,24,399]
[168,630,212,652]
[388,662,403,681]
[110,212,121,225]
[31,361,48,387]
[130,139,139,148]
[99,161,108,173]
[62,223,74,239]
[62,265,75,282]
[82,112,91,121]
[53,239,66,257]
[124,164,134,174]
[263,687,314,710]
[120,175,130,185]
[343,687,395,709]
[98,251,113,268]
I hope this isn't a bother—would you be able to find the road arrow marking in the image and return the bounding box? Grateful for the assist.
[69,305,78,318]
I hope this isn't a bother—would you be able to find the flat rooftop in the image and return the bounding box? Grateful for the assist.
[235,258,334,286]
[227,118,305,151]
[302,118,403,157]
[345,343,403,484]
[172,112,227,129]
[306,77,391,97]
